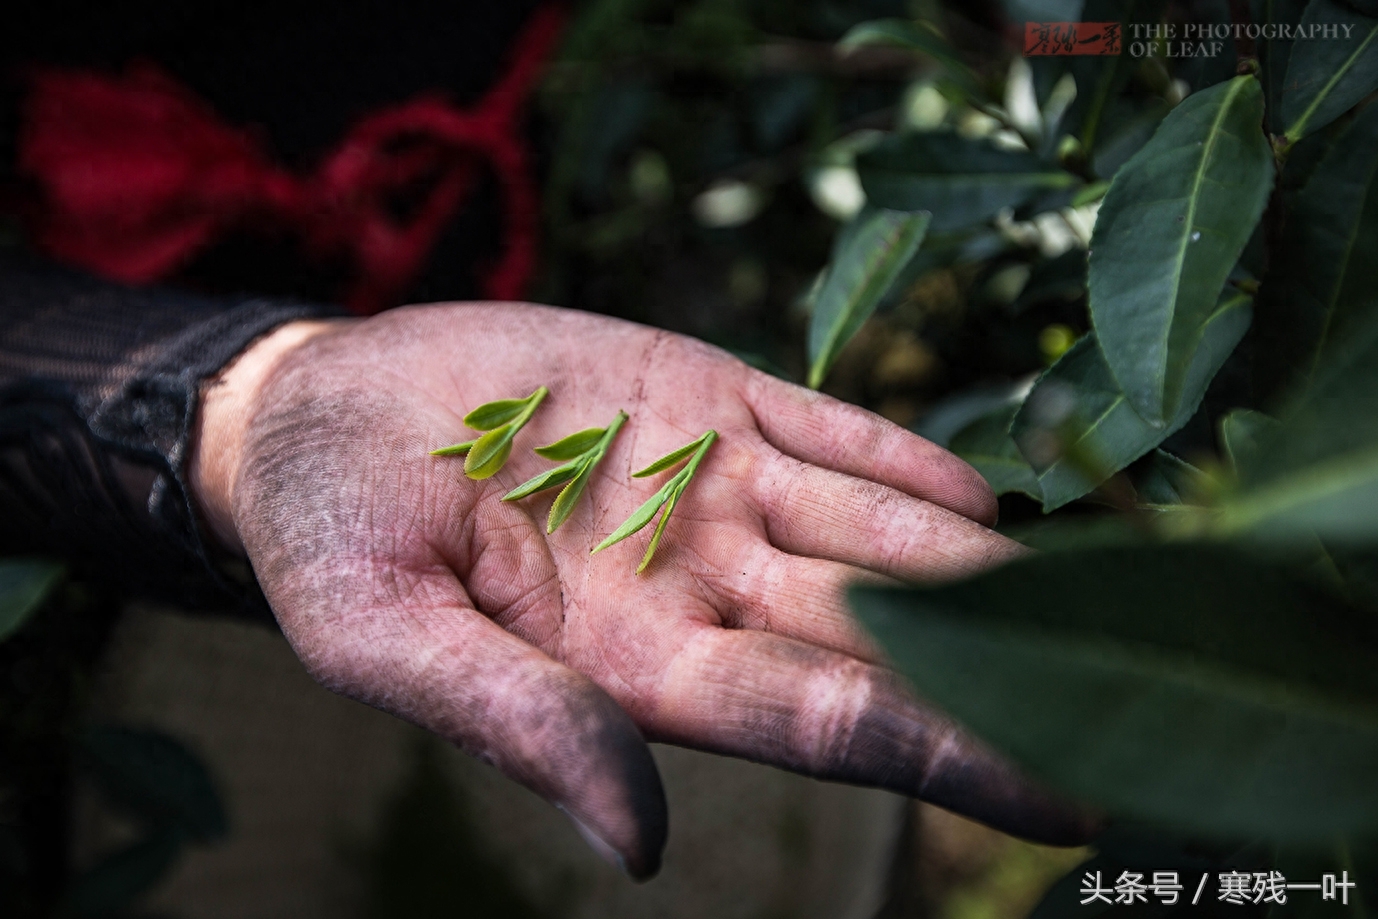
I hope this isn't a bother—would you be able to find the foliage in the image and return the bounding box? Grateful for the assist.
[808,207,930,387]
[766,0,1378,906]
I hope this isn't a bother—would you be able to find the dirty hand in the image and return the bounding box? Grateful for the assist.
[190,303,1093,879]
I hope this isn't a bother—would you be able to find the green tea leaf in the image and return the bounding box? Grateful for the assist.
[0,558,64,643]
[949,404,1042,500]
[429,439,476,457]
[1216,311,1378,543]
[464,425,515,480]
[534,427,607,460]
[502,462,581,501]
[851,544,1378,841]
[597,431,716,569]
[592,486,673,553]
[547,463,595,534]
[634,433,711,477]
[1281,0,1378,140]
[1012,293,1251,511]
[1255,101,1378,395]
[858,133,1078,232]
[1134,450,1210,506]
[807,208,930,389]
[464,397,532,431]
[1088,75,1273,425]
[457,387,547,479]
[637,490,681,574]
[509,411,628,531]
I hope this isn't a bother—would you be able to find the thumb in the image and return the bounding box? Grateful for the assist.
[267,565,668,878]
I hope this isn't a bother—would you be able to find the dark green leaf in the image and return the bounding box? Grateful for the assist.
[857,133,1078,233]
[1255,101,1378,395]
[1134,451,1210,506]
[913,383,1029,447]
[851,544,1378,841]
[949,404,1042,500]
[807,208,930,389]
[1088,76,1273,424]
[752,75,820,151]
[80,726,227,842]
[534,427,607,460]
[1325,543,1378,610]
[464,425,514,479]
[1218,409,1278,476]
[1012,294,1251,511]
[1217,311,1378,543]
[1256,0,1312,133]
[1000,515,1150,552]
[1009,249,1086,315]
[1281,0,1378,140]
[1062,0,1168,153]
[1090,100,1170,179]
[0,558,63,643]
[502,462,581,502]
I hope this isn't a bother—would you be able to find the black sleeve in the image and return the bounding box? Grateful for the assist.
[0,254,340,607]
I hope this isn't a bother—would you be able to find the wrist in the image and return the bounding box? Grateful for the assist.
[190,319,342,553]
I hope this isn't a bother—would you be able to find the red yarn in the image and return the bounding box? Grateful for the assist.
[18,5,564,314]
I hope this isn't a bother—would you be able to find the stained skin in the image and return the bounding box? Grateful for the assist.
[194,303,1096,880]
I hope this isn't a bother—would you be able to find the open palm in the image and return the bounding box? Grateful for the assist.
[201,303,1091,878]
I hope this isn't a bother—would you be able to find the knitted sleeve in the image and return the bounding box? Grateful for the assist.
[0,254,339,606]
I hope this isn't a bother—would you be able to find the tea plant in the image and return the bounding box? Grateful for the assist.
[802,0,1378,898]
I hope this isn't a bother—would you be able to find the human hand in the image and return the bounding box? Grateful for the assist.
[191,304,1095,878]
